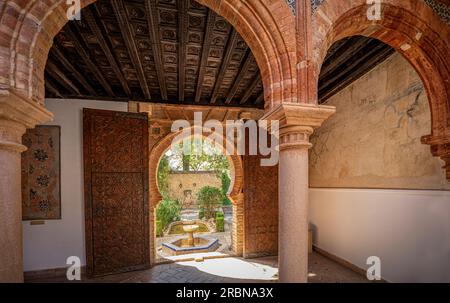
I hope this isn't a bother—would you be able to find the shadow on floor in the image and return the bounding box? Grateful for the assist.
[25,253,369,283]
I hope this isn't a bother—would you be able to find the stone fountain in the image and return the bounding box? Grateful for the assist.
[183,224,199,247]
[162,221,219,256]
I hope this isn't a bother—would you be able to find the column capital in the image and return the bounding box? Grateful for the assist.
[0,90,53,153]
[261,103,335,151]
[262,103,336,128]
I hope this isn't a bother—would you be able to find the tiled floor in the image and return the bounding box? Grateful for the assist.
[26,253,369,283]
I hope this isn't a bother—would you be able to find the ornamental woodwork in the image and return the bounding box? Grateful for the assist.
[45,0,263,107]
[83,109,150,277]
[44,0,396,108]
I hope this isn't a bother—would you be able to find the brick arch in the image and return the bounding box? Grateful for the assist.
[313,0,450,179]
[0,0,297,108]
[148,128,245,261]
[149,128,244,209]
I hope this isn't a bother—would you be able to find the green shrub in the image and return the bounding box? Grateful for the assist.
[197,186,223,219]
[156,220,163,237]
[199,208,205,219]
[156,198,181,230]
[216,216,224,232]
[157,155,170,198]
[220,173,232,206]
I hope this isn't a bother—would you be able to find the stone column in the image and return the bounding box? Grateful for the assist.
[0,120,27,282]
[278,125,313,282]
[262,103,335,283]
[0,92,53,282]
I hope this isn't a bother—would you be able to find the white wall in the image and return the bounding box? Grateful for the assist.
[22,99,127,271]
[310,188,450,282]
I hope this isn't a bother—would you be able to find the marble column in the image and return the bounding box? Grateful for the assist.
[278,125,313,282]
[0,92,53,282]
[262,103,335,283]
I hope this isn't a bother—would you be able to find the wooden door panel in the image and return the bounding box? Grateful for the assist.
[84,109,149,277]
[90,114,146,172]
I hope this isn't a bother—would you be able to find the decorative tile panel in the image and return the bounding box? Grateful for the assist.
[286,0,296,15]
[424,0,450,26]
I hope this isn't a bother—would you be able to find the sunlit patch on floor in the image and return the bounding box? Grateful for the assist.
[177,258,278,281]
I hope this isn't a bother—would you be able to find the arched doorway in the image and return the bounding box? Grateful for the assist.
[0,0,295,282]
[149,128,244,264]
[312,0,450,179]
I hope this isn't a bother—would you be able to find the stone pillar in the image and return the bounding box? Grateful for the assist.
[262,103,335,283]
[278,125,313,282]
[231,193,244,256]
[0,92,53,282]
[0,120,27,282]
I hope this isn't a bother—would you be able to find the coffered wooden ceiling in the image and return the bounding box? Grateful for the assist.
[45,0,395,107]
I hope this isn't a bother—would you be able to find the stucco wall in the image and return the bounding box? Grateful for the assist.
[310,188,450,282]
[309,53,450,282]
[310,53,450,190]
[22,99,128,271]
[166,171,222,208]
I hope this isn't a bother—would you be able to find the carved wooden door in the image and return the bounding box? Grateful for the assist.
[83,109,150,277]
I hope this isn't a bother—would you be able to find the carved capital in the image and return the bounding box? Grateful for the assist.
[262,102,335,150]
[279,125,314,151]
[0,90,53,153]
[262,103,335,128]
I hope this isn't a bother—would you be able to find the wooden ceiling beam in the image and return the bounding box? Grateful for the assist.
[84,7,132,96]
[240,74,261,105]
[65,24,115,97]
[46,60,81,95]
[177,0,188,102]
[225,50,252,104]
[44,74,64,98]
[320,37,371,80]
[195,10,216,103]
[255,91,264,105]
[146,0,168,100]
[111,0,152,100]
[319,44,394,102]
[50,42,97,96]
[210,29,239,104]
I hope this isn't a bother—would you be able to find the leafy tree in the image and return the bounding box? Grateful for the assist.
[168,139,230,173]
[197,186,223,219]
[157,155,170,198]
[156,198,181,230]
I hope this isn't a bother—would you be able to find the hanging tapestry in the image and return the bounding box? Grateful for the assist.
[21,125,61,220]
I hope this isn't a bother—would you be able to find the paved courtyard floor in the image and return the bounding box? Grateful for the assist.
[26,253,369,283]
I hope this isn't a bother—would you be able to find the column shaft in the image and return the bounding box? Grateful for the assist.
[0,120,27,282]
[278,147,309,282]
